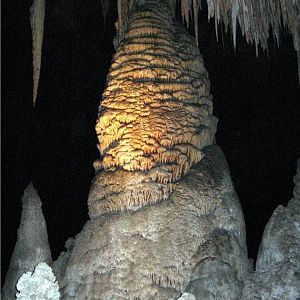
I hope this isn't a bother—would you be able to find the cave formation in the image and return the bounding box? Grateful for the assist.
[2,0,300,299]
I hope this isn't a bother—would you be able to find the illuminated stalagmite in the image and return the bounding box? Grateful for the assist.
[89,0,300,216]
[54,0,299,299]
[90,0,217,216]
[57,1,249,298]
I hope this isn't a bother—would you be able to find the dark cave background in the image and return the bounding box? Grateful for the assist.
[2,0,300,286]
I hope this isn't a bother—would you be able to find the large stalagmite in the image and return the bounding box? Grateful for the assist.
[1,183,52,300]
[90,0,217,217]
[55,3,249,298]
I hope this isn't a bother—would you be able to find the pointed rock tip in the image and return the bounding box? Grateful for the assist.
[22,182,42,206]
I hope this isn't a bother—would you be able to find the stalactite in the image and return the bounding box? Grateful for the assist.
[193,0,200,45]
[231,0,239,50]
[100,0,110,25]
[30,0,45,106]
[181,0,192,27]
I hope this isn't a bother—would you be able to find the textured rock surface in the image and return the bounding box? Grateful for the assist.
[90,0,217,217]
[1,183,52,300]
[16,262,60,300]
[57,145,249,299]
[185,258,243,299]
[242,159,300,299]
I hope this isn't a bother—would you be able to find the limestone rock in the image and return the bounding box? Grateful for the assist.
[242,159,300,299]
[57,145,249,299]
[16,262,60,300]
[1,183,52,300]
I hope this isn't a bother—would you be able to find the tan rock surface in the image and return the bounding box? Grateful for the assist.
[59,146,249,299]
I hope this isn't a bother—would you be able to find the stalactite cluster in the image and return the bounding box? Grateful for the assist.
[112,0,300,78]
[181,0,300,81]
[179,0,298,54]
[89,0,217,217]
[113,0,299,53]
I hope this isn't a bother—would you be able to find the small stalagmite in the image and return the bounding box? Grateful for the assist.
[1,183,51,300]
[89,0,217,217]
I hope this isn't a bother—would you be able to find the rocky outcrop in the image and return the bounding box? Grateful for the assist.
[1,183,52,300]
[242,159,300,299]
[58,145,249,299]
[90,0,217,217]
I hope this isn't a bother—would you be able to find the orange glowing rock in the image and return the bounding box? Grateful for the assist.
[89,0,217,217]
